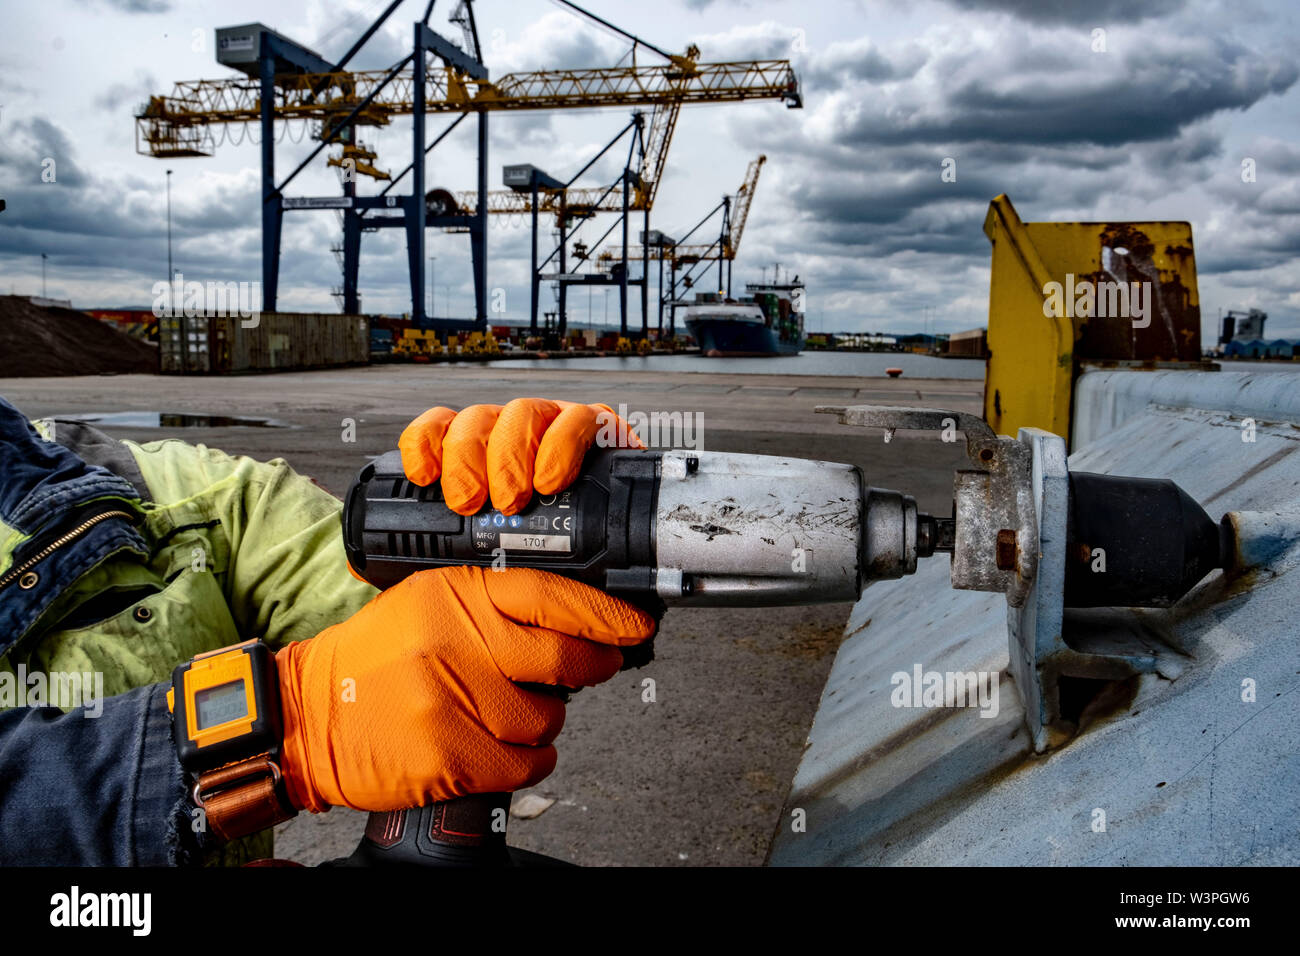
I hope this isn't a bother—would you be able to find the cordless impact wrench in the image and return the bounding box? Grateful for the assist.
[340,430,1226,865]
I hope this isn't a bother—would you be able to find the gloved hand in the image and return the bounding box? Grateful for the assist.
[399,397,643,515]
[277,565,655,813]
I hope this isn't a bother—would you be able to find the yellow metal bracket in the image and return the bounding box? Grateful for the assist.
[982,195,1202,445]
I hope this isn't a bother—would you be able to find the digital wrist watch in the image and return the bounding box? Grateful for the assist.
[167,639,297,842]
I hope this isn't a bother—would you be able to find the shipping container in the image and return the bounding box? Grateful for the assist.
[159,312,369,373]
[945,327,988,357]
[84,309,159,342]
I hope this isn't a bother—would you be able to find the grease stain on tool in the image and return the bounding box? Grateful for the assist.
[53,411,288,428]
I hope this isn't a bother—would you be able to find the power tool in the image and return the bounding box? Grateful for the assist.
[338,405,1228,865]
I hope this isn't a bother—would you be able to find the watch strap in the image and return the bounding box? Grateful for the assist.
[194,755,297,842]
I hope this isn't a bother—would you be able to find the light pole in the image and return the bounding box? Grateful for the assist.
[166,169,174,283]
[429,255,436,318]
[41,253,47,297]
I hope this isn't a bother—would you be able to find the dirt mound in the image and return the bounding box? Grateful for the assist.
[0,296,157,376]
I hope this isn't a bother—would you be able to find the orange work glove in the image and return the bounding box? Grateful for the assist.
[277,565,655,813]
[399,397,644,515]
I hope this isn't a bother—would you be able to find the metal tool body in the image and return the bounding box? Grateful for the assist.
[340,408,1229,863]
[344,446,946,609]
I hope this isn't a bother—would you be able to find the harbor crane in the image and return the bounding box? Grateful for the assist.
[592,154,767,336]
[134,1,799,330]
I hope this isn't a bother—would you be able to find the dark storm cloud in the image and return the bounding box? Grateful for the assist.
[813,35,1296,148]
[0,116,266,295]
[329,20,411,72]
[5,1,1296,334]
[756,124,1141,235]
[77,0,172,12]
[494,18,624,72]
[700,1,1300,331]
[173,178,260,231]
[944,0,1188,24]
[1138,124,1224,171]
[91,70,159,113]
[490,111,558,152]
[805,38,927,84]
[687,23,797,61]
[1239,136,1300,175]
[1195,137,1300,273]
[787,154,1000,227]
[0,118,89,189]
[784,176,995,260]
[780,126,1300,273]
[681,0,1189,24]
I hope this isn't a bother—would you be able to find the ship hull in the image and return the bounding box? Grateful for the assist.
[686,318,802,357]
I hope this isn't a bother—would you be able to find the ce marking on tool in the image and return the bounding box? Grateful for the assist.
[551,515,573,532]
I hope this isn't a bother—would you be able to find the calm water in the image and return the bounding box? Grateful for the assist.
[1212,361,1300,373]
[488,351,987,379]
[50,412,287,428]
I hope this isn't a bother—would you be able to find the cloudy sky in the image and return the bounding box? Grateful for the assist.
[1,0,1297,338]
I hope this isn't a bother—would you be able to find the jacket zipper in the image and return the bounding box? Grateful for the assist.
[0,509,137,591]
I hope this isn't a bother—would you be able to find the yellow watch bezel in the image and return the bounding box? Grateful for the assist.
[180,640,260,748]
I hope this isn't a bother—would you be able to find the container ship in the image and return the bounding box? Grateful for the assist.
[681,276,805,357]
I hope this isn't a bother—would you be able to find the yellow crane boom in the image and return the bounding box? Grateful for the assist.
[721,153,766,257]
[451,99,679,216]
[598,154,766,266]
[135,59,798,160]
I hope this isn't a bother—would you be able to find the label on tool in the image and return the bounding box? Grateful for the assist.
[499,533,572,552]
[471,490,576,555]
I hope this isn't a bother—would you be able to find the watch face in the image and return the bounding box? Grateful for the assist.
[173,641,282,774]
[194,679,249,730]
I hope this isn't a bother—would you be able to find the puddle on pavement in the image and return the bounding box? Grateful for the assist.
[54,411,288,428]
